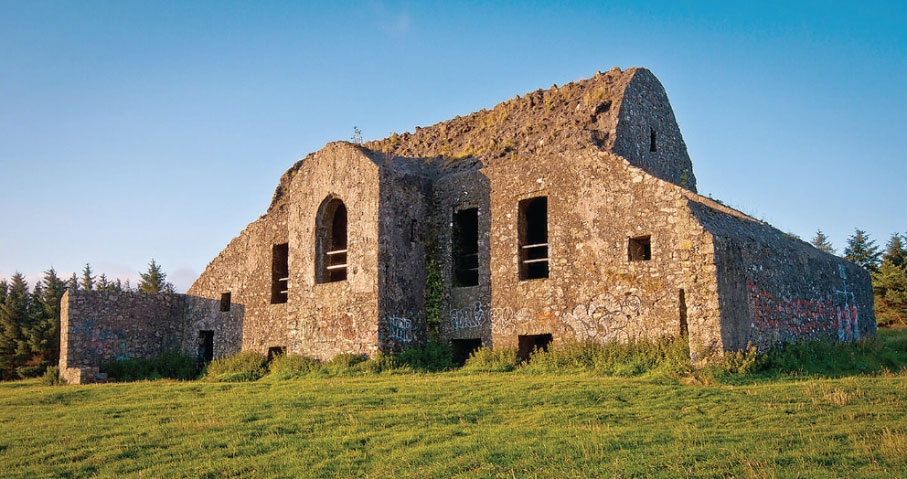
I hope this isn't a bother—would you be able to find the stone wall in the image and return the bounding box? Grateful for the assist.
[687,199,876,351]
[176,66,874,367]
[613,68,696,191]
[59,290,242,384]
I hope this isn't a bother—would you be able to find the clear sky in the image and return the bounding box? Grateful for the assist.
[1,1,905,292]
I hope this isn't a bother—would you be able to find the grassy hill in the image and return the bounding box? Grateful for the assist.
[2,333,907,478]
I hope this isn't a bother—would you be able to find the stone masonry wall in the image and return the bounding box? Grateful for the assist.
[433,149,723,359]
[376,164,435,350]
[434,169,493,346]
[613,68,696,191]
[59,290,241,384]
[687,199,876,351]
[284,143,383,360]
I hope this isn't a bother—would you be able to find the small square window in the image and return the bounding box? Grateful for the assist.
[628,235,652,261]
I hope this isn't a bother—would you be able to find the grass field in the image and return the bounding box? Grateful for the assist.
[2,333,907,478]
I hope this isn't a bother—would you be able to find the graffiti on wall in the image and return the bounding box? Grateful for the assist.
[563,295,643,343]
[747,266,859,342]
[299,307,359,342]
[447,295,646,343]
[72,318,129,361]
[448,301,540,332]
[385,316,414,344]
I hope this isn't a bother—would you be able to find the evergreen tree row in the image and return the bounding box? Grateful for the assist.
[0,260,174,380]
[811,229,907,328]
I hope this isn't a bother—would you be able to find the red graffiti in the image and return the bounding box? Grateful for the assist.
[747,281,858,342]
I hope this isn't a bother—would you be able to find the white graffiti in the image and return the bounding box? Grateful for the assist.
[835,265,859,341]
[386,316,414,343]
[564,295,643,343]
[449,301,534,331]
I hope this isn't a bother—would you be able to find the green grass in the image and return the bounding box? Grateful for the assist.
[2,330,906,478]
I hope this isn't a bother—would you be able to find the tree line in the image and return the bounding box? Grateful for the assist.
[812,228,907,328]
[0,260,174,380]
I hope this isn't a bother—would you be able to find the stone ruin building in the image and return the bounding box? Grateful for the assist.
[59,67,875,383]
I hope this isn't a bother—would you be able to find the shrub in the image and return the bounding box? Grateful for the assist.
[40,366,64,386]
[202,351,267,382]
[461,347,519,373]
[520,338,693,377]
[267,354,322,380]
[102,351,197,382]
[395,341,456,372]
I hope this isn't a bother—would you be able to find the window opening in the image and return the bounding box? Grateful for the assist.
[220,292,231,312]
[267,346,286,362]
[649,128,657,152]
[317,198,348,283]
[679,289,688,337]
[271,243,289,304]
[517,334,553,362]
[453,208,479,287]
[628,235,652,262]
[451,338,483,366]
[519,197,549,280]
[197,330,214,364]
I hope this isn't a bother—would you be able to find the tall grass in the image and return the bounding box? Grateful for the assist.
[101,351,197,381]
[96,330,907,384]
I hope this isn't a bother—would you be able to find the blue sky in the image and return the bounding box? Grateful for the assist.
[1,1,905,292]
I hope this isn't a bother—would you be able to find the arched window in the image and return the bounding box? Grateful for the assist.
[317,197,348,283]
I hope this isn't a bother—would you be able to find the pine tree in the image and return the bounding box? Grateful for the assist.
[873,261,907,328]
[872,233,907,327]
[79,263,95,291]
[810,229,836,254]
[68,273,79,292]
[138,259,175,293]
[31,268,66,368]
[97,273,109,291]
[882,234,906,268]
[0,273,30,379]
[844,229,882,273]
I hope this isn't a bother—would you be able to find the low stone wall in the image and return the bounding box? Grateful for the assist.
[59,290,242,384]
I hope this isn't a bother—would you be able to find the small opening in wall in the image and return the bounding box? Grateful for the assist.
[517,334,553,362]
[519,197,549,280]
[197,330,214,364]
[649,128,657,152]
[628,235,652,262]
[451,338,483,366]
[267,346,286,362]
[220,292,231,312]
[679,289,688,337]
[453,207,479,287]
[271,243,289,304]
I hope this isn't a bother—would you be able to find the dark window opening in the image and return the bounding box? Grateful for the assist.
[451,338,483,366]
[220,292,231,312]
[197,330,214,364]
[519,197,549,280]
[679,289,688,337]
[267,346,286,361]
[318,198,348,283]
[518,334,553,362]
[271,243,289,304]
[628,235,652,262]
[649,128,657,152]
[453,208,479,287]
